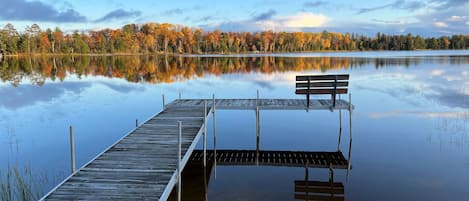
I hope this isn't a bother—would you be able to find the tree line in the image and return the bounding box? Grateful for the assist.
[0,23,468,55]
[4,55,469,86]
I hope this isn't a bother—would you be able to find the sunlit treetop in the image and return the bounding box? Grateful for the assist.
[0,0,468,36]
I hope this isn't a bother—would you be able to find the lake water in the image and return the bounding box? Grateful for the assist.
[0,50,468,201]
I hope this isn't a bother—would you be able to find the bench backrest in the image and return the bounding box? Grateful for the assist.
[295,74,349,95]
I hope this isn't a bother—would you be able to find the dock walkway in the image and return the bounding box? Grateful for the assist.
[167,98,351,110]
[41,98,352,201]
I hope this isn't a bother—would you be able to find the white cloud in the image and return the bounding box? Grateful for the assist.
[256,12,329,31]
[466,21,469,26]
[282,12,328,28]
[434,21,448,27]
[204,12,329,32]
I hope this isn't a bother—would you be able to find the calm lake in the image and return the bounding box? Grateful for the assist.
[1,50,468,201]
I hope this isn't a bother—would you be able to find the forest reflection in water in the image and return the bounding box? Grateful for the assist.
[0,53,469,201]
[2,55,469,86]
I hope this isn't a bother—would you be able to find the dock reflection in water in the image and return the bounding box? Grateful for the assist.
[169,101,353,201]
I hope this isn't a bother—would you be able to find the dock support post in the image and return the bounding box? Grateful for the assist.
[304,161,309,198]
[179,91,181,100]
[347,93,353,179]
[177,121,182,201]
[203,100,207,167]
[307,77,311,108]
[162,94,165,110]
[337,95,343,151]
[305,161,309,180]
[212,94,217,179]
[256,106,260,165]
[69,126,76,174]
[256,89,259,106]
[136,118,138,128]
[256,106,260,138]
[204,160,208,201]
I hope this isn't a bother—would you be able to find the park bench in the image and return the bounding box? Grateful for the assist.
[295,74,350,108]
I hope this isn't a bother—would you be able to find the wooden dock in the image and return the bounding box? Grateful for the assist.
[167,98,352,110]
[41,98,353,201]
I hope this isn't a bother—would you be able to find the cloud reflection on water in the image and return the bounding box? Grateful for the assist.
[0,79,145,110]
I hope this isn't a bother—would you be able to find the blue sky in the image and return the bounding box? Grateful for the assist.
[0,0,468,36]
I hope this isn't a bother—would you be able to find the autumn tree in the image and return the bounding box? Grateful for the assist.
[1,22,468,55]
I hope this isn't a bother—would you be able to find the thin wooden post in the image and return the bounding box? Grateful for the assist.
[203,159,208,201]
[69,126,76,174]
[305,161,309,180]
[212,94,216,141]
[162,94,165,110]
[177,121,182,201]
[135,118,138,127]
[212,94,217,179]
[179,91,181,100]
[347,140,353,181]
[348,93,353,175]
[307,77,311,108]
[256,106,260,138]
[203,100,207,167]
[256,89,259,106]
[348,94,353,137]
[304,161,309,198]
[256,106,260,166]
[337,95,342,151]
[332,75,338,108]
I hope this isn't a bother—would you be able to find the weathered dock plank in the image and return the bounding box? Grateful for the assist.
[166,98,352,110]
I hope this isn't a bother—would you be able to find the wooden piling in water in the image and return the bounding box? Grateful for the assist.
[162,94,165,110]
[212,94,217,178]
[69,126,76,174]
[348,93,353,174]
[337,100,343,151]
[256,89,259,106]
[203,100,207,167]
[177,121,182,201]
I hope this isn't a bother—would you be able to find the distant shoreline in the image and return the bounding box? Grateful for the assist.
[5,49,469,58]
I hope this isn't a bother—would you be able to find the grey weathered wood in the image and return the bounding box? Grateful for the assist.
[42,98,354,201]
[166,99,353,110]
[69,126,76,174]
[42,103,212,201]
